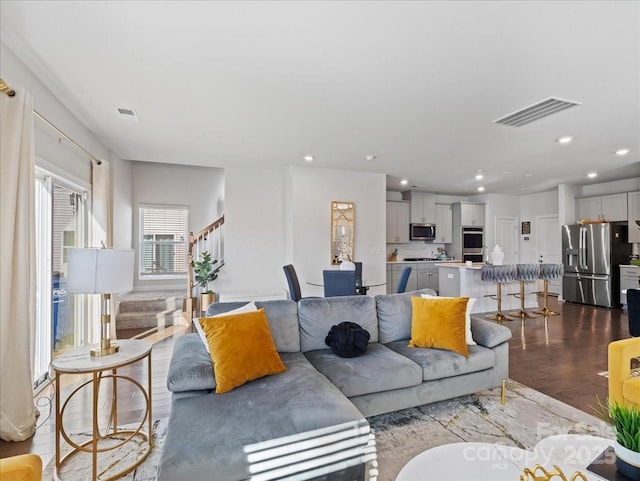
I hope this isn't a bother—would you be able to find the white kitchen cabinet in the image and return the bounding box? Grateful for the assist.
[434,204,453,243]
[453,202,485,226]
[402,191,436,224]
[620,265,640,307]
[417,264,439,292]
[387,262,417,293]
[628,191,640,243]
[386,201,410,244]
[576,193,627,222]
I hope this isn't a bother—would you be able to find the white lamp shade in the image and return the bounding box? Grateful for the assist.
[67,248,134,294]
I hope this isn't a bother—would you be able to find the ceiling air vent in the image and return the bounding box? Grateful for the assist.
[117,107,140,121]
[493,97,581,127]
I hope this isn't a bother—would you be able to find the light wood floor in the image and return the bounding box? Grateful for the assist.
[0,296,630,465]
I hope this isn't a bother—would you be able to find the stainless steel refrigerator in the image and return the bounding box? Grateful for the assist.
[562,223,631,308]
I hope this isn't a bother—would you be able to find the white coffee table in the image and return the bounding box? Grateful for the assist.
[396,435,614,481]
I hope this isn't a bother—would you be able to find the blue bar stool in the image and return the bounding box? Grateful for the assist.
[509,264,540,320]
[481,264,517,323]
[532,263,563,317]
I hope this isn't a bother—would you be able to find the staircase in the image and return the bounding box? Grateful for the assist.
[116,290,186,339]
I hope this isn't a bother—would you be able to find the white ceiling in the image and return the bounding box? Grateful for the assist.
[1,1,639,195]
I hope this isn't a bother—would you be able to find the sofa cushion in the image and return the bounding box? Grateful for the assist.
[421,294,477,345]
[385,341,495,381]
[469,315,513,348]
[195,301,258,352]
[166,333,216,393]
[409,296,469,357]
[375,288,437,344]
[206,299,300,352]
[304,343,422,397]
[158,352,368,481]
[200,308,287,394]
[298,296,378,352]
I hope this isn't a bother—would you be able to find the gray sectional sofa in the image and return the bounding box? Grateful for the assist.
[157,289,512,481]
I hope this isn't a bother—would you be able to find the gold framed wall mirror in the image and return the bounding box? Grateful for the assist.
[331,201,354,265]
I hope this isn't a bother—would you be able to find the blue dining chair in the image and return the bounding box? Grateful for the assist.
[323,270,356,297]
[283,264,303,301]
[396,266,412,293]
[354,262,363,294]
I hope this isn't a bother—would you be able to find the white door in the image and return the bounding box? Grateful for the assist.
[536,215,562,294]
[494,217,518,263]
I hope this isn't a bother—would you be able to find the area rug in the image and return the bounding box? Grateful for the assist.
[369,380,612,481]
[43,418,167,481]
[43,381,611,481]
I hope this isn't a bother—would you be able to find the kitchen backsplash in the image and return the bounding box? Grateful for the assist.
[387,243,449,261]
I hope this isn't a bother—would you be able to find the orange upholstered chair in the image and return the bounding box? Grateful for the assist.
[608,338,640,408]
[0,453,42,481]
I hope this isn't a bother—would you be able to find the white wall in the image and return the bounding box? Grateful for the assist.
[217,165,386,298]
[131,161,224,290]
[581,178,640,197]
[219,166,287,294]
[473,193,520,251]
[518,190,559,263]
[291,167,387,297]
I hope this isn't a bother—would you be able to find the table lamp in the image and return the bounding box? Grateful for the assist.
[67,248,134,356]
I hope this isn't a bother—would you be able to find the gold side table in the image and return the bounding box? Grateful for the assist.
[52,339,152,481]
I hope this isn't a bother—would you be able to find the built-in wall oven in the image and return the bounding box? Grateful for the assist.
[462,227,484,263]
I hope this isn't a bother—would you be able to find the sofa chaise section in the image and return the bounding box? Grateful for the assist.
[158,299,372,481]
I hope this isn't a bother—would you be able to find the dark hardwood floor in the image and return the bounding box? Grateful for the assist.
[507,295,629,417]
[0,296,631,466]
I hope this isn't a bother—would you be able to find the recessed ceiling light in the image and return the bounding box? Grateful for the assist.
[303,155,314,162]
[500,171,510,175]
[587,172,598,179]
[524,173,533,177]
[615,148,630,156]
[477,186,485,192]
[365,155,377,161]
[556,136,573,144]
[475,173,484,181]
[400,179,408,185]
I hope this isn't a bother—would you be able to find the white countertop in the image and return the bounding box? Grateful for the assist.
[388,259,457,264]
[435,262,484,270]
[620,264,640,268]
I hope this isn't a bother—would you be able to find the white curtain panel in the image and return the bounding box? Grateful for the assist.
[91,158,111,248]
[90,159,115,342]
[0,87,37,441]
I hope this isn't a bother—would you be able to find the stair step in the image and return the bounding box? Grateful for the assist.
[116,290,188,331]
[116,310,185,330]
[119,298,183,313]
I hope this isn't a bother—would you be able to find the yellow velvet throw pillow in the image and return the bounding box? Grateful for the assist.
[408,296,470,357]
[199,308,287,394]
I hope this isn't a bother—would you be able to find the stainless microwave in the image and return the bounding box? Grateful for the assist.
[410,223,436,241]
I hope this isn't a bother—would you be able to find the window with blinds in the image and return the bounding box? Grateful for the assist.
[139,205,188,277]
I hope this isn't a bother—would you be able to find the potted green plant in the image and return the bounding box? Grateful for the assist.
[608,400,640,479]
[191,251,219,312]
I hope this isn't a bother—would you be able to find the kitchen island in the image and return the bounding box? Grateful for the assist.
[387,259,456,294]
[437,263,539,314]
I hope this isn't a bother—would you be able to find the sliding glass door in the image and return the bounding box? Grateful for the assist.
[33,170,88,389]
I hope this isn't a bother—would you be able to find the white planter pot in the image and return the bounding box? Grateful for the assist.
[615,441,640,479]
[615,441,640,467]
